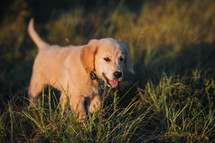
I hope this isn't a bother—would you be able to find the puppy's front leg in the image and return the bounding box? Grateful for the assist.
[89,95,101,113]
[70,96,87,122]
[59,92,68,113]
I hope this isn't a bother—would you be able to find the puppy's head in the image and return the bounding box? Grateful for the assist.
[81,38,135,88]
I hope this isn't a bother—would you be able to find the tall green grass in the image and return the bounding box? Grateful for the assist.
[0,87,152,142]
[0,73,214,142]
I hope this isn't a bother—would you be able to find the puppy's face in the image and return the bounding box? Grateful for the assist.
[81,38,135,88]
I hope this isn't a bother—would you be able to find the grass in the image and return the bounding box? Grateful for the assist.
[0,87,152,142]
[0,74,214,142]
[0,0,215,142]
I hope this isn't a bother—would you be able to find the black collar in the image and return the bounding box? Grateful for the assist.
[90,71,113,97]
[90,70,105,88]
[90,71,97,80]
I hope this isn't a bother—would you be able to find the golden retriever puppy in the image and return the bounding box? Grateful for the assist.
[28,18,135,121]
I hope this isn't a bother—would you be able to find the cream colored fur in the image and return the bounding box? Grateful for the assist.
[28,18,134,121]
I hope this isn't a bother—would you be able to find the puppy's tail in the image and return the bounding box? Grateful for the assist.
[28,18,49,50]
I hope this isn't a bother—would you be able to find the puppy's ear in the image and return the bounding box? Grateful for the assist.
[80,39,98,73]
[119,42,135,74]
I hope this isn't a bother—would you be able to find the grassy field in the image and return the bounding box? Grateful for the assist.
[0,0,215,142]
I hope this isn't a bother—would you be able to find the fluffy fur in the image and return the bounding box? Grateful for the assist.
[28,18,135,121]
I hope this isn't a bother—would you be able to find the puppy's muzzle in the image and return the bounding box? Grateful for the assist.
[113,71,122,79]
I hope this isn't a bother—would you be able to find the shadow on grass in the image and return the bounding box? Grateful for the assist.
[133,42,215,86]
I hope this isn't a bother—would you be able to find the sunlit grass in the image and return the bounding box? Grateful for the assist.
[0,73,214,142]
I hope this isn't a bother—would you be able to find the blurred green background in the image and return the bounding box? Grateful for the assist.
[0,0,214,95]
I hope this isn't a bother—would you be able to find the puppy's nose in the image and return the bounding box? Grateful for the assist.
[113,71,122,79]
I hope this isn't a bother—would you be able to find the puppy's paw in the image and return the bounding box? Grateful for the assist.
[89,100,101,113]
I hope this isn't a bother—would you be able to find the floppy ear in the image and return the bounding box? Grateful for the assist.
[119,42,135,74]
[80,39,98,73]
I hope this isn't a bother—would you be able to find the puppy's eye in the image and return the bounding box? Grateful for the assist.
[119,57,124,62]
[104,57,111,62]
